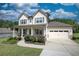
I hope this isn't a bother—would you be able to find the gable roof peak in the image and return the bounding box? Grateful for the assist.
[22,10,29,17]
[18,9,50,20]
[33,9,49,17]
[18,11,29,19]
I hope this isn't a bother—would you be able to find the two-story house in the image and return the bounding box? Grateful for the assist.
[14,10,73,41]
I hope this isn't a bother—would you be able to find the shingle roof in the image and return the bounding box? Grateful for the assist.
[18,10,49,20]
[18,11,29,20]
[48,21,72,27]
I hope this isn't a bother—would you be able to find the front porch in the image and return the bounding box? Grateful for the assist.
[14,25,46,38]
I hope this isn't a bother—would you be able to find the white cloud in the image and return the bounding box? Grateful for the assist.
[25,8,38,15]
[61,3,74,6]
[14,3,39,15]
[29,3,40,7]
[8,3,39,13]
[50,8,77,19]
[0,3,40,20]
[0,10,20,20]
[0,10,19,15]
[16,4,24,7]
[0,4,77,20]
[16,3,39,8]
[2,4,8,8]
[42,9,51,13]
[0,8,38,20]
[75,3,79,9]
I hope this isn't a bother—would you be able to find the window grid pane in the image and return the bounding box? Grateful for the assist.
[35,17,44,23]
[20,19,27,24]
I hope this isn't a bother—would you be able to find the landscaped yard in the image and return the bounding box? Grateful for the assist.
[0,38,42,56]
[73,33,79,44]
[0,37,9,43]
[73,33,79,37]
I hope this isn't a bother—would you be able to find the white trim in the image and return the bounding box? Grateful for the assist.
[12,28,15,38]
[31,27,33,36]
[21,28,23,37]
[27,29,29,35]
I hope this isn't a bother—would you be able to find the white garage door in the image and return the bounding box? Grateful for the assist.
[48,30,69,39]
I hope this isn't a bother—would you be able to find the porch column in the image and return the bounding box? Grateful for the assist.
[31,27,33,36]
[69,29,73,39]
[21,28,23,38]
[12,28,15,38]
[46,25,48,39]
[44,26,47,39]
[43,28,46,36]
[18,29,20,36]
[27,29,29,35]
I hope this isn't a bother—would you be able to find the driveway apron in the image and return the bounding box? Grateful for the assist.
[40,39,79,56]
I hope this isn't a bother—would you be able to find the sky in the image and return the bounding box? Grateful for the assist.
[0,3,79,21]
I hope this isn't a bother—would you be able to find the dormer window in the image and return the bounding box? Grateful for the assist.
[35,17,44,23]
[29,19,32,23]
[20,19,27,24]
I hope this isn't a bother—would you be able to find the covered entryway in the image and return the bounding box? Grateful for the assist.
[14,25,46,38]
[48,30,69,40]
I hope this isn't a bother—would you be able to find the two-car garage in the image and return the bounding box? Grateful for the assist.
[47,22,73,40]
[48,29,69,39]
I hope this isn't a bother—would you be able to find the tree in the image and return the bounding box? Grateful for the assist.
[0,20,18,28]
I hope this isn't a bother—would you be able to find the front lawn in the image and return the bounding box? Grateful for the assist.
[0,38,42,56]
[73,33,79,44]
[0,37,9,44]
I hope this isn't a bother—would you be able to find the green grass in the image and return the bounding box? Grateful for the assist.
[0,38,42,56]
[2,37,17,44]
[73,33,79,44]
[74,39,79,44]
[73,33,79,38]
[0,37,9,44]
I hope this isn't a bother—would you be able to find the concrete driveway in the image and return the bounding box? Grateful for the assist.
[40,39,79,56]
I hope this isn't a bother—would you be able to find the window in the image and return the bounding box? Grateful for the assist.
[20,19,27,24]
[64,30,68,32]
[29,29,31,34]
[35,17,44,23]
[54,30,58,32]
[59,30,63,32]
[50,30,53,32]
[35,29,43,35]
[29,19,32,23]
[29,18,32,23]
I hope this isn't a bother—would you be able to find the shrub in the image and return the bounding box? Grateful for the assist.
[16,36,21,41]
[24,35,31,41]
[24,35,36,42]
[24,35,46,44]
[7,39,17,44]
[37,35,46,43]
[72,36,79,40]
[30,36,36,42]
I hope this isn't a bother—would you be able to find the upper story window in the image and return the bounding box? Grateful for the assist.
[35,17,44,23]
[20,19,27,24]
[29,19,32,23]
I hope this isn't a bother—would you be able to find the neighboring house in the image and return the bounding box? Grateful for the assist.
[15,10,73,41]
[0,28,13,37]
